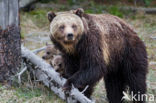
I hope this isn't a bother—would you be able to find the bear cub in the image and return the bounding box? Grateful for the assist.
[42,43,64,76]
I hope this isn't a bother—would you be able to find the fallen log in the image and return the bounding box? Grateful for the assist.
[21,46,95,103]
[119,7,156,14]
[150,36,156,40]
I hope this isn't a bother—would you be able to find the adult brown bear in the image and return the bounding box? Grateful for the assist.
[48,8,148,103]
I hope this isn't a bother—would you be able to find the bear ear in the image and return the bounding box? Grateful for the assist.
[75,8,84,17]
[47,11,56,22]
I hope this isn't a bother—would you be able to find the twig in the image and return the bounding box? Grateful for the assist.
[70,85,94,103]
[81,85,89,94]
[16,67,27,84]
[32,46,46,54]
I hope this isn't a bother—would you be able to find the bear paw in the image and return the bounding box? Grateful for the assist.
[62,80,72,91]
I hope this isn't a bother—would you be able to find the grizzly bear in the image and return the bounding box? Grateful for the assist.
[47,8,148,103]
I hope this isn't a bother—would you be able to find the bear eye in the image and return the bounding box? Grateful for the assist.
[59,25,65,30]
[47,52,50,55]
[59,63,62,67]
[72,24,77,29]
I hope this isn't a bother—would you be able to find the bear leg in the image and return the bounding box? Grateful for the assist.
[104,73,125,103]
[128,72,147,103]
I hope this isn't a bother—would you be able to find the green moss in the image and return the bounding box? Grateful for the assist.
[29,9,48,16]
[67,0,75,6]
[15,87,41,100]
[144,0,153,6]
[85,9,95,13]
[108,6,123,18]
[13,86,65,103]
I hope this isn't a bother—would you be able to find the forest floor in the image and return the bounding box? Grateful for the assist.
[0,2,156,103]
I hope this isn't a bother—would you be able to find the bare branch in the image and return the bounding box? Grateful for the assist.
[81,85,89,94]
[32,46,46,54]
[16,67,27,84]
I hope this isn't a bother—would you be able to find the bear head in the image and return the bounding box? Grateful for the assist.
[48,8,85,53]
[42,43,59,59]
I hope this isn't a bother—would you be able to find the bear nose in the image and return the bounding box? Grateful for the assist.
[67,33,73,40]
[42,56,45,59]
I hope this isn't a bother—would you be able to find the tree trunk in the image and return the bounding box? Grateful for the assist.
[0,0,21,83]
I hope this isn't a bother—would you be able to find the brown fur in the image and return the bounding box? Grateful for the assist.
[51,55,64,76]
[49,13,84,54]
[42,44,64,75]
[48,9,148,103]
[42,44,60,60]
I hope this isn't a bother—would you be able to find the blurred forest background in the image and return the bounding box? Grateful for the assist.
[0,0,156,103]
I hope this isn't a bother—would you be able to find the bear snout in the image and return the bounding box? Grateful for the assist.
[42,56,46,59]
[67,33,74,40]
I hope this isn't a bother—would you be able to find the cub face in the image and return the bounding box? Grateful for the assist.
[42,43,59,60]
[51,55,64,73]
[47,9,85,52]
